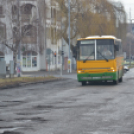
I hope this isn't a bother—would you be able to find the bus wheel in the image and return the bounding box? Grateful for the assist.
[119,77,123,82]
[82,82,86,86]
[113,79,118,85]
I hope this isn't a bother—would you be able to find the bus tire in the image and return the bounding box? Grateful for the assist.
[113,79,118,85]
[113,71,119,85]
[82,82,86,86]
[119,77,123,82]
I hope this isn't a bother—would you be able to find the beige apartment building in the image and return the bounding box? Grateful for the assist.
[0,0,71,72]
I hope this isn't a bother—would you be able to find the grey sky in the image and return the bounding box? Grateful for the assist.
[112,0,134,21]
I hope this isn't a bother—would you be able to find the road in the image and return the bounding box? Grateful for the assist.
[0,69,134,134]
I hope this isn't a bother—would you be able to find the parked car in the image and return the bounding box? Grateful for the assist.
[124,64,129,71]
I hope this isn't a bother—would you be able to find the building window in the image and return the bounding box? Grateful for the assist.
[51,0,56,6]
[21,25,37,44]
[23,57,26,67]
[57,10,61,21]
[51,7,56,19]
[0,51,4,61]
[0,6,3,15]
[22,51,37,68]
[0,24,6,40]
[46,27,51,39]
[32,57,37,67]
[12,5,18,15]
[13,27,19,43]
[51,27,56,44]
[21,25,37,37]
[21,4,33,14]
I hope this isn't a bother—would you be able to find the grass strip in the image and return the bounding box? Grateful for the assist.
[0,76,56,88]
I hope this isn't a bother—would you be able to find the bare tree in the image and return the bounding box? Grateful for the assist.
[0,0,46,73]
[56,0,127,55]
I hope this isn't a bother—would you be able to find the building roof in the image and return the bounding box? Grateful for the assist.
[78,35,118,40]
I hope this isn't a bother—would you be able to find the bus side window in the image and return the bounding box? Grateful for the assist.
[115,45,119,56]
[120,43,122,53]
[119,43,122,55]
[116,43,122,56]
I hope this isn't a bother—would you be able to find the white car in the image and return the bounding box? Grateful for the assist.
[124,65,129,71]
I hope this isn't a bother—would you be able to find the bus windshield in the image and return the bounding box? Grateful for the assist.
[97,39,114,60]
[78,39,114,61]
[78,40,95,60]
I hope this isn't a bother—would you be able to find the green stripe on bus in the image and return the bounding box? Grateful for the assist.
[77,72,118,82]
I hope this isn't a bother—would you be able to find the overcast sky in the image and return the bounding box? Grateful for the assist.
[112,0,134,21]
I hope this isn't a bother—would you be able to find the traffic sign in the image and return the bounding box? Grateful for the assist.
[68,59,71,64]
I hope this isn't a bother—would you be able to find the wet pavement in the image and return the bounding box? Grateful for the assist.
[0,69,134,134]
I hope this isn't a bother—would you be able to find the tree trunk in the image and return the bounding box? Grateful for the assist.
[13,51,17,75]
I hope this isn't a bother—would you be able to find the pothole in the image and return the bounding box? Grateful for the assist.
[15,118,31,122]
[0,119,5,121]
[0,127,23,134]
[2,101,25,103]
[0,126,32,133]
[105,98,113,102]
[0,101,26,108]
[31,117,48,122]
[33,105,54,110]
[0,105,8,108]
[15,117,48,123]
[16,112,36,115]
[1,131,23,134]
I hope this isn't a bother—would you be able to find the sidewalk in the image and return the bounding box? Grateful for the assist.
[1,70,77,89]
[21,70,77,77]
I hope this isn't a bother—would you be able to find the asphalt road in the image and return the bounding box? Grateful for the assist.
[0,69,134,134]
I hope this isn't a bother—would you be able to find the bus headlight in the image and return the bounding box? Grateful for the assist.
[78,70,82,73]
[110,67,115,72]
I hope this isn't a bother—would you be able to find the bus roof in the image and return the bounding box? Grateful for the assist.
[77,35,120,41]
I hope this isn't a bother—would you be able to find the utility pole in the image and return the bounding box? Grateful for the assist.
[60,19,63,77]
[68,0,71,73]
[44,0,47,74]
[17,0,21,77]
[129,8,132,67]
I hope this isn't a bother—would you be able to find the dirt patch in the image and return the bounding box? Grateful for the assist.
[0,77,60,89]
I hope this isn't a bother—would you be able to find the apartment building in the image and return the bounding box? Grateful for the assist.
[0,0,66,72]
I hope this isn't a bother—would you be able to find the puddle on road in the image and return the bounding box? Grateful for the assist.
[13,120,31,124]
[0,127,24,134]
[104,98,113,102]
[15,117,48,123]
[2,101,24,103]
[33,104,86,110]
[16,112,39,116]
[33,105,54,110]
[30,117,48,122]
[0,101,26,108]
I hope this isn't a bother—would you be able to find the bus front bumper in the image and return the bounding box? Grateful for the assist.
[77,72,117,82]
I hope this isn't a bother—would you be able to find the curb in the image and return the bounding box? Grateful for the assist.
[0,78,66,90]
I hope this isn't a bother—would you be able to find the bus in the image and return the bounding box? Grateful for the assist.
[76,35,124,85]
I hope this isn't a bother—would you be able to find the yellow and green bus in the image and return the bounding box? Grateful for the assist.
[76,35,124,85]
